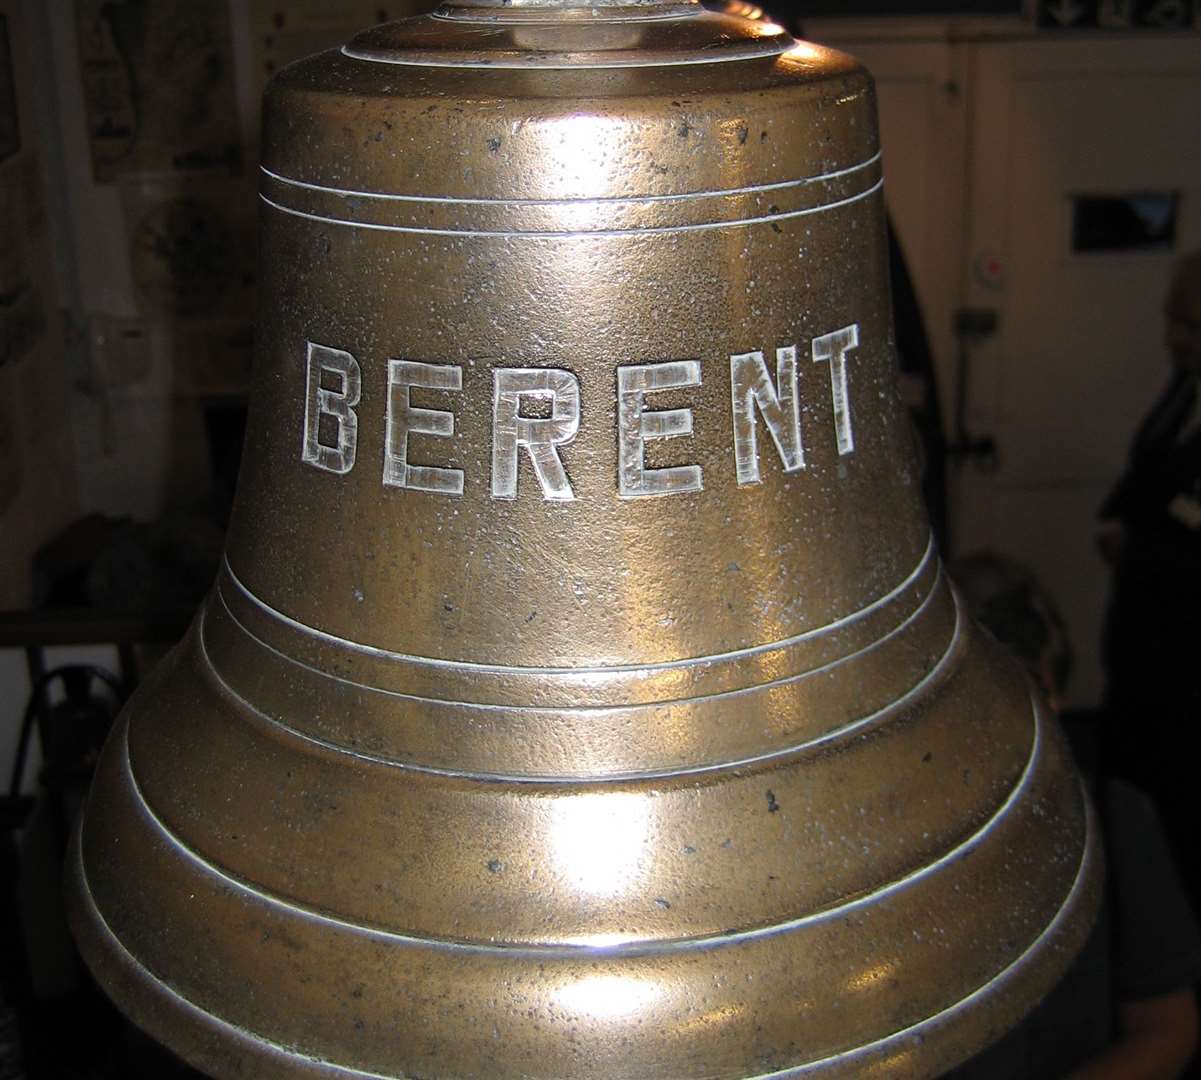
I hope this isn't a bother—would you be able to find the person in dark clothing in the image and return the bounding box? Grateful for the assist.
[1099,251,1201,696]
[1098,251,1201,921]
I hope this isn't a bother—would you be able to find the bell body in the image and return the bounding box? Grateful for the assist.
[67,5,1099,1078]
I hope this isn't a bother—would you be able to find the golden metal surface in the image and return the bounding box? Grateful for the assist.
[67,2,1100,1077]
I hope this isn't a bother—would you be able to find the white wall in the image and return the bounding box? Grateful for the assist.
[808,18,1201,706]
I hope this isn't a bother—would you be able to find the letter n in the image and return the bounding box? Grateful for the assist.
[730,347,804,486]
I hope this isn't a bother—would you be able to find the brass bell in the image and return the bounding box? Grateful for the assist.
[66,2,1100,1077]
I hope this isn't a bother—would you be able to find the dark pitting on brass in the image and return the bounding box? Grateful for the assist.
[66,2,1100,1077]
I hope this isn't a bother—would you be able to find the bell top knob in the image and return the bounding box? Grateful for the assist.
[339,0,798,67]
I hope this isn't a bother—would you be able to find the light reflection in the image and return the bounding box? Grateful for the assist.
[538,114,623,200]
[783,41,825,62]
[844,959,897,994]
[547,791,652,896]
[671,1000,747,1035]
[554,973,662,1021]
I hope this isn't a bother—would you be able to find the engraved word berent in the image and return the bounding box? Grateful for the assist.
[301,323,861,499]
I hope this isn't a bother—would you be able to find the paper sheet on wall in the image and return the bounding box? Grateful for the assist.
[76,0,243,182]
[120,174,256,322]
[119,175,256,397]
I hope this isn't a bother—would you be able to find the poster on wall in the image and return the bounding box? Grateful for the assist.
[76,0,243,182]
[121,175,255,320]
[120,175,256,396]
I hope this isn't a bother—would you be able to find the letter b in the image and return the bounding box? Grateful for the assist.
[302,342,361,475]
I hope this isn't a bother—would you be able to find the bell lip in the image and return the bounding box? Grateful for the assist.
[340,7,793,69]
[66,801,1103,1080]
